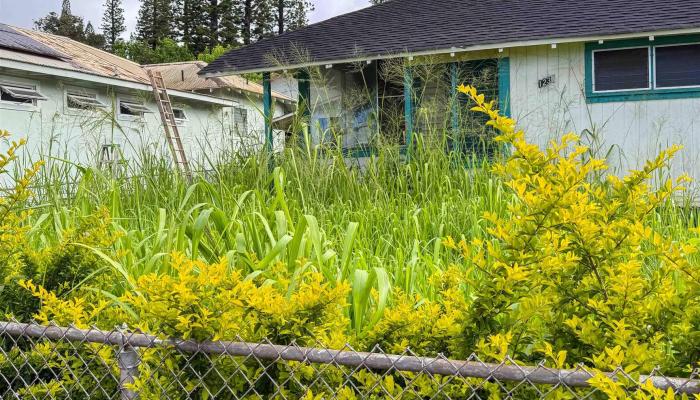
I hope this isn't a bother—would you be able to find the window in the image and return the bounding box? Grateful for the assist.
[172,108,187,123]
[233,107,248,136]
[119,100,151,117]
[655,44,700,89]
[67,91,107,110]
[586,35,700,103]
[593,48,650,92]
[0,83,46,105]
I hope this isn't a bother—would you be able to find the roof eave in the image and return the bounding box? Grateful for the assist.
[200,27,700,77]
[0,57,237,107]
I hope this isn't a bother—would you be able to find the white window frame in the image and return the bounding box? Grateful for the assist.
[172,106,188,125]
[118,97,152,120]
[652,42,700,90]
[0,79,45,110]
[591,46,652,94]
[64,88,108,114]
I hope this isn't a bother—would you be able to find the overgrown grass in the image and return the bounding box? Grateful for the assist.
[13,137,513,330]
[12,130,697,336]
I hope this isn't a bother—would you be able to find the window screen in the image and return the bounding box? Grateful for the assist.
[0,84,46,104]
[119,101,151,116]
[67,92,106,110]
[173,108,187,120]
[593,48,650,91]
[234,107,248,136]
[655,44,700,88]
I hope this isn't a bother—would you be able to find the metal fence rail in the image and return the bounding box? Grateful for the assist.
[1,321,698,399]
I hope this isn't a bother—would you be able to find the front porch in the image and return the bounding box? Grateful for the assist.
[263,54,511,158]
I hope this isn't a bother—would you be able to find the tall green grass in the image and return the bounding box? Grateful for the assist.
[17,134,698,333]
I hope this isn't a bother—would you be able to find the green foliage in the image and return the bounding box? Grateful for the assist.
[34,0,105,48]
[113,38,195,65]
[101,0,126,51]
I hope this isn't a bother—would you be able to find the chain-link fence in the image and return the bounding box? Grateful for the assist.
[1,320,698,399]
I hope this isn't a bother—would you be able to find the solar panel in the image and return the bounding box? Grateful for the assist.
[0,24,66,59]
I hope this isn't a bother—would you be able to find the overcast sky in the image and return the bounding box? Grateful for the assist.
[0,0,370,37]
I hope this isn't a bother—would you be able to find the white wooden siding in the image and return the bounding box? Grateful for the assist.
[509,43,700,189]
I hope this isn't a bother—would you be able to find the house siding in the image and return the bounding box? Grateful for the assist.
[0,71,287,175]
[508,42,700,189]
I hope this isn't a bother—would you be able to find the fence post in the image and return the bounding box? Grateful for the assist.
[117,326,141,400]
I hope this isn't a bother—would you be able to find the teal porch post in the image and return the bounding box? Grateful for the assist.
[497,58,511,117]
[450,62,459,133]
[297,70,311,119]
[263,72,273,152]
[404,65,414,147]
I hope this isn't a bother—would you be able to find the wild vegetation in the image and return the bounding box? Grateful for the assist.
[1,87,699,398]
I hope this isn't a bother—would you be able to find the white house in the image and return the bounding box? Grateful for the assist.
[0,24,292,173]
[199,0,700,188]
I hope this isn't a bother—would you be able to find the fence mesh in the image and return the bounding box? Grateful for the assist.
[1,321,698,399]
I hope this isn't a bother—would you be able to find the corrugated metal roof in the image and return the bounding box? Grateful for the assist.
[0,23,66,59]
[12,27,151,84]
[0,26,291,101]
[200,0,700,75]
[143,61,292,100]
[0,48,78,71]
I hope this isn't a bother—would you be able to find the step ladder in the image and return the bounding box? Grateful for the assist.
[147,70,192,180]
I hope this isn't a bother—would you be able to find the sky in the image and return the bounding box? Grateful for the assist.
[0,0,370,37]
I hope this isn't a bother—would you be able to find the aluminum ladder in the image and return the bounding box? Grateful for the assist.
[147,70,192,180]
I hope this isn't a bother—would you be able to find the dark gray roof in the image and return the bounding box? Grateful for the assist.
[0,23,66,59]
[200,0,700,76]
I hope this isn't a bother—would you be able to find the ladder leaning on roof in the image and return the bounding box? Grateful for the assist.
[147,70,192,180]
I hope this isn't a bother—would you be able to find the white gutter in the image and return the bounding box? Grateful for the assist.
[0,58,237,107]
[200,27,700,77]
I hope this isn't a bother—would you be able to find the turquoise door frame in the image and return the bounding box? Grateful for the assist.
[404,66,414,147]
[262,72,273,152]
[297,70,311,118]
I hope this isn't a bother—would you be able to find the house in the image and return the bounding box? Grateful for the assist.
[0,24,291,173]
[143,61,294,155]
[199,0,700,186]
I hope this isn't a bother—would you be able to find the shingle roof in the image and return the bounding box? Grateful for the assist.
[143,61,292,100]
[0,23,66,60]
[200,0,700,76]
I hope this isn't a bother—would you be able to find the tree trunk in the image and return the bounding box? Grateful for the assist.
[209,0,219,47]
[243,0,252,44]
[277,0,284,35]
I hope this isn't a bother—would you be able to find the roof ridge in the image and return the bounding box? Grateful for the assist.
[143,60,206,67]
[13,26,134,62]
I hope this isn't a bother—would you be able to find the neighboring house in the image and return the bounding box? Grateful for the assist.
[143,61,293,154]
[200,0,700,186]
[0,24,291,174]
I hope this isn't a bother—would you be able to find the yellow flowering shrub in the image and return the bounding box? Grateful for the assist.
[0,130,42,314]
[21,253,352,398]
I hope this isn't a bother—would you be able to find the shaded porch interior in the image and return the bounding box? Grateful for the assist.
[264,56,511,157]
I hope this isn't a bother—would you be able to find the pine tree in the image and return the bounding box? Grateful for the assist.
[241,0,254,44]
[251,0,274,41]
[208,0,220,48]
[282,0,313,33]
[84,22,106,48]
[219,0,242,47]
[35,0,85,41]
[176,0,209,55]
[101,0,126,51]
[136,0,178,49]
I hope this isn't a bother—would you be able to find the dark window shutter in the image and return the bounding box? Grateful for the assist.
[655,44,700,88]
[593,48,649,91]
